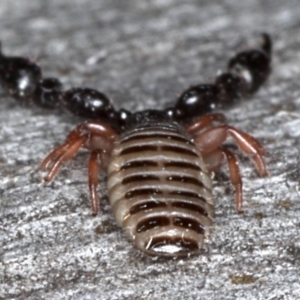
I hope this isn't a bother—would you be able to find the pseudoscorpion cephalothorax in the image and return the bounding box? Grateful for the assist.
[0,34,271,257]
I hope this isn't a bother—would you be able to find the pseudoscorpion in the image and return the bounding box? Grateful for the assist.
[0,34,271,257]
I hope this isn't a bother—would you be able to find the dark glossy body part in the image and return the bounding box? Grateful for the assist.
[171,33,272,121]
[0,34,271,131]
[0,35,271,257]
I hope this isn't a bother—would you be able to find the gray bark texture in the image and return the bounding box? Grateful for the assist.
[1,0,300,299]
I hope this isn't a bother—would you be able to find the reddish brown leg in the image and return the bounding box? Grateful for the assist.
[204,148,243,211]
[40,140,75,170]
[40,136,88,182]
[193,125,267,176]
[39,123,97,170]
[39,127,86,171]
[88,151,101,216]
[185,113,226,136]
[74,121,117,138]
[39,121,118,215]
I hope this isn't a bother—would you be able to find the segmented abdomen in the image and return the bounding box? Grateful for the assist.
[107,123,214,257]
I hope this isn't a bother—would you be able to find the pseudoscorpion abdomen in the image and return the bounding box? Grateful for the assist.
[107,123,214,257]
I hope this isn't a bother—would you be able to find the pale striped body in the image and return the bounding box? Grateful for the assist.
[107,122,214,257]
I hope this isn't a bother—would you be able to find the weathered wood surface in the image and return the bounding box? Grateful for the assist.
[1,0,300,299]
